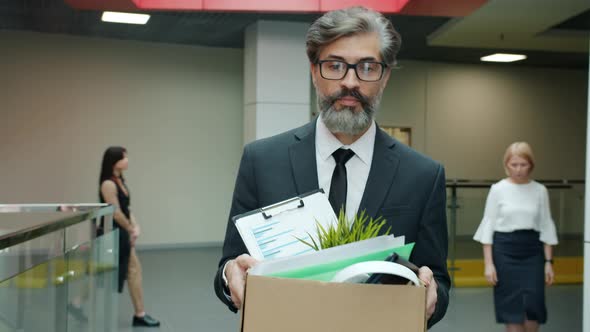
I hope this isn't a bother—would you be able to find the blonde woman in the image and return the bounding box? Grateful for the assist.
[474,142,558,332]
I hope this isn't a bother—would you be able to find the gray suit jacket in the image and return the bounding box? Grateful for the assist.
[214,119,450,327]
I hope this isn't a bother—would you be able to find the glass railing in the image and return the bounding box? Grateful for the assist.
[446,179,584,284]
[0,204,117,332]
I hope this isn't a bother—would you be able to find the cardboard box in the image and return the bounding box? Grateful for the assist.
[240,274,426,332]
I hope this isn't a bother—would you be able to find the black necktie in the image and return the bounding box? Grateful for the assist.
[328,148,355,215]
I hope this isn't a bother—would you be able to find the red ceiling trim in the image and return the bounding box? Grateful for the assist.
[64,0,139,11]
[399,0,488,17]
[134,0,203,10]
[202,0,318,12]
[130,0,409,13]
[66,0,422,14]
[320,0,410,13]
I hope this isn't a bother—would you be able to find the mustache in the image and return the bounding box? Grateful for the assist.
[324,88,370,108]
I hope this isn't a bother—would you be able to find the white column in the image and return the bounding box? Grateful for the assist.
[243,21,311,143]
[584,43,590,332]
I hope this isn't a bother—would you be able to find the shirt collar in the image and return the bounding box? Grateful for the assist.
[316,116,376,165]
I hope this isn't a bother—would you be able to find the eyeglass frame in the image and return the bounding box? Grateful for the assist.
[315,59,389,82]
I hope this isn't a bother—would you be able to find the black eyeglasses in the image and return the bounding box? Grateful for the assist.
[317,60,387,82]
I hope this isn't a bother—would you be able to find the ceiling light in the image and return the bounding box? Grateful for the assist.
[480,53,527,63]
[101,11,150,25]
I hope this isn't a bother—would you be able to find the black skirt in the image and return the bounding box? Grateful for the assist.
[493,230,546,324]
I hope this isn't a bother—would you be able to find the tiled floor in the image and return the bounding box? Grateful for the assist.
[111,246,583,332]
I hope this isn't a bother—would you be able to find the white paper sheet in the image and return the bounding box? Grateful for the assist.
[249,234,405,276]
[234,191,337,260]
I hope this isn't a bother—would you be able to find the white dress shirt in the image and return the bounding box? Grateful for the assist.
[473,179,559,245]
[315,117,375,220]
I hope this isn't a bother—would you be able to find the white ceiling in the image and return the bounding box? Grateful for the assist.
[428,0,589,53]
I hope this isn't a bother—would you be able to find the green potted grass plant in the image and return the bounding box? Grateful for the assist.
[297,209,390,250]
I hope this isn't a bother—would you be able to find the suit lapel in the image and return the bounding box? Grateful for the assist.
[359,127,400,218]
[289,120,319,195]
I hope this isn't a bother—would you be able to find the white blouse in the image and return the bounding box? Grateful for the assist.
[473,179,558,245]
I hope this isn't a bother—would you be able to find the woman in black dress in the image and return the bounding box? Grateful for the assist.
[99,146,160,327]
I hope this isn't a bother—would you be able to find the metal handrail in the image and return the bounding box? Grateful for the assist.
[0,203,118,331]
[444,179,584,285]
[0,204,115,250]
[446,179,584,187]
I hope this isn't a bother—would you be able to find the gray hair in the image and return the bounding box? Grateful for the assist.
[306,6,402,67]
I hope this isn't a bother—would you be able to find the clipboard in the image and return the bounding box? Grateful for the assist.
[232,189,337,260]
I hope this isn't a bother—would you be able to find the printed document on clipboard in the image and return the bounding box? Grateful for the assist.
[232,190,336,260]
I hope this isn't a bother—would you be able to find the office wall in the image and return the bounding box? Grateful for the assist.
[0,31,244,246]
[378,61,587,236]
[1,30,586,245]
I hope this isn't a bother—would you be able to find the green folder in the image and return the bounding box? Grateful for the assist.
[266,242,414,282]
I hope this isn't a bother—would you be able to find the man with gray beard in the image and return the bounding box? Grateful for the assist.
[214,6,450,328]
